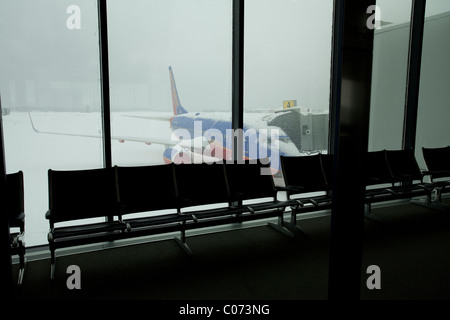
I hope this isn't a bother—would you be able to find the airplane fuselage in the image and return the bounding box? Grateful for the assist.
[167,111,300,169]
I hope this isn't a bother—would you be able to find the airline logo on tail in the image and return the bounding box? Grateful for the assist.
[169,66,188,115]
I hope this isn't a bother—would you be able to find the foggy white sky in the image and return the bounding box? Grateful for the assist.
[0,0,332,112]
[107,0,334,112]
[1,0,449,112]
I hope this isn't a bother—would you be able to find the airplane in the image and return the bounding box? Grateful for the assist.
[129,67,304,170]
[29,66,308,172]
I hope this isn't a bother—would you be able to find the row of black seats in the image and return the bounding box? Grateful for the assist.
[46,160,298,279]
[362,148,450,217]
[46,147,450,279]
[275,147,449,229]
[7,146,450,282]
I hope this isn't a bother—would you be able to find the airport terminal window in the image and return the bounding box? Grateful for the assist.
[414,0,450,169]
[0,0,103,246]
[107,0,233,167]
[244,0,333,181]
[5,1,429,248]
[368,0,413,151]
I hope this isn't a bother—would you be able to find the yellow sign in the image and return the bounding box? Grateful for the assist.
[283,100,297,109]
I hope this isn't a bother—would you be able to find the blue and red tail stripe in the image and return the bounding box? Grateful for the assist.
[169,66,188,116]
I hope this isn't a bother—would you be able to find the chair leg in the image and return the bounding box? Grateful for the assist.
[175,230,193,257]
[411,192,450,212]
[364,203,384,222]
[266,206,304,237]
[268,215,295,238]
[17,246,26,285]
[17,265,25,285]
[435,188,443,203]
[50,249,56,280]
[282,208,308,237]
[426,192,432,205]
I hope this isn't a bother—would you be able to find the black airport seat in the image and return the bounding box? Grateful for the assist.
[46,167,125,279]
[6,171,26,285]
[422,146,450,204]
[224,159,293,237]
[278,154,332,234]
[384,149,434,197]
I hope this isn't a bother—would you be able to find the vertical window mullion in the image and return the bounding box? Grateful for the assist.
[98,0,112,169]
[232,0,244,161]
[403,0,427,151]
[98,0,113,224]
[0,93,13,292]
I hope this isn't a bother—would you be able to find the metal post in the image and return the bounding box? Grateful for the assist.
[328,0,375,300]
[403,0,427,151]
[98,0,112,169]
[0,93,13,296]
[232,0,244,162]
[97,0,114,225]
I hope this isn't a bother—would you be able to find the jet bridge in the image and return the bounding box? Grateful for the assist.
[267,107,329,153]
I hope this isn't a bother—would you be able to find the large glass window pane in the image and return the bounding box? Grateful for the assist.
[368,0,413,151]
[0,0,103,246]
[415,0,450,169]
[107,0,232,167]
[244,0,333,179]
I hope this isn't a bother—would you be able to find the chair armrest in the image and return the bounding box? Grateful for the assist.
[12,212,25,222]
[417,183,434,191]
[277,185,305,193]
[11,232,25,247]
[118,219,131,231]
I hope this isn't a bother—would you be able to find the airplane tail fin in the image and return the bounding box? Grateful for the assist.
[169,66,188,115]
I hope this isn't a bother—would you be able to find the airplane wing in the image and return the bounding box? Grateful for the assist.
[28,113,179,147]
[121,113,172,122]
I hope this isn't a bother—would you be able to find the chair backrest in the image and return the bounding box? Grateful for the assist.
[280,154,328,194]
[174,162,230,208]
[363,150,394,186]
[6,171,24,229]
[224,159,276,202]
[385,149,423,183]
[48,167,119,223]
[422,146,450,179]
[115,164,178,214]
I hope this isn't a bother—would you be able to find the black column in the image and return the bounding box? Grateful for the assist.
[328,0,375,300]
[0,93,13,297]
[232,0,244,161]
[98,0,112,169]
[403,0,426,151]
